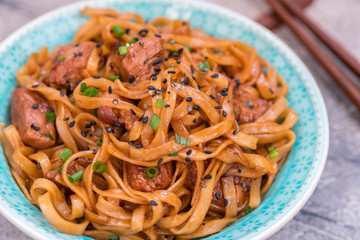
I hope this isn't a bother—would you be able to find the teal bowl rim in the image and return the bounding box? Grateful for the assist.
[0,0,329,239]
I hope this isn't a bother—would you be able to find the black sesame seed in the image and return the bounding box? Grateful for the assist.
[164,104,170,108]
[185,157,191,162]
[138,29,149,37]
[63,117,69,121]
[215,193,221,200]
[90,121,96,126]
[63,74,67,78]
[193,105,200,110]
[184,77,190,85]
[204,174,212,179]
[86,146,90,150]
[235,78,241,88]
[238,169,242,173]
[128,141,134,146]
[139,41,144,46]
[186,149,192,155]
[203,222,206,226]
[215,105,222,109]
[157,158,163,165]
[149,200,158,206]
[69,121,75,128]
[96,42,104,48]
[168,70,176,74]
[49,107,55,112]
[164,57,169,61]
[247,185,251,191]
[152,75,157,81]
[60,91,65,96]
[167,91,171,94]
[129,109,135,115]
[32,84,39,88]
[176,59,181,64]
[223,199,228,207]
[204,150,212,154]
[155,89,162,95]
[81,131,87,137]
[209,94,215,99]
[142,116,148,123]
[220,91,228,96]
[153,59,161,65]
[163,78,168,84]
[154,67,161,72]
[186,97,193,102]
[173,53,180,57]
[269,88,274,94]
[78,51,83,56]
[93,149,98,154]
[108,86,112,94]
[147,86,156,90]
[105,127,113,133]
[154,34,162,38]
[135,144,143,148]
[221,88,229,92]
[114,122,121,127]
[31,123,41,131]
[129,75,135,83]
[211,73,219,78]
[36,162,41,170]
[222,110,228,117]
[200,183,207,188]
[138,114,144,121]
[85,123,91,128]
[193,118,198,123]
[32,104,39,109]
[233,129,240,135]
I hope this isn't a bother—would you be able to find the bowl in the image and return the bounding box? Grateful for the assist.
[0,0,329,239]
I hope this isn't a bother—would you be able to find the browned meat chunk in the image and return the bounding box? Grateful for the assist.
[127,162,173,192]
[97,93,136,130]
[67,157,92,175]
[46,42,96,90]
[185,161,250,209]
[233,89,272,123]
[111,37,164,82]
[11,88,56,149]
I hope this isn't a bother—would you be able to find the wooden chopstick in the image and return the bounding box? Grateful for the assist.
[256,0,313,30]
[266,0,360,111]
[282,0,360,79]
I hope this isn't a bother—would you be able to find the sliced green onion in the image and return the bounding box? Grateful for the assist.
[127,38,138,45]
[76,216,85,223]
[59,148,73,161]
[109,75,120,82]
[156,99,164,107]
[43,133,54,141]
[244,206,252,214]
[175,133,191,146]
[109,236,120,240]
[80,82,87,92]
[112,25,125,38]
[214,50,223,54]
[245,101,254,108]
[46,111,56,121]
[149,113,161,131]
[68,170,83,183]
[97,136,103,146]
[185,45,191,52]
[269,150,279,159]
[93,161,107,174]
[70,98,75,103]
[198,61,211,72]
[58,165,63,173]
[233,110,237,116]
[57,56,65,62]
[169,151,178,156]
[268,146,275,152]
[146,167,158,179]
[118,46,128,56]
[83,87,99,97]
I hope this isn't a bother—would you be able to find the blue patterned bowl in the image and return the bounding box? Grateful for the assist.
[0,0,329,239]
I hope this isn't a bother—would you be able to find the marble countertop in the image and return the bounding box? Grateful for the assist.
[0,0,359,239]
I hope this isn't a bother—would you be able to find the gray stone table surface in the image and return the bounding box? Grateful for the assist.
[0,0,359,239]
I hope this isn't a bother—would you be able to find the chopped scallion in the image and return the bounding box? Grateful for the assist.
[59,148,72,161]
[68,170,83,183]
[149,113,161,131]
[168,151,178,156]
[268,146,275,152]
[80,82,87,92]
[112,25,125,38]
[244,206,252,214]
[245,101,254,108]
[269,150,279,159]
[83,87,99,97]
[146,167,158,179]
[118,46,128,56]
[156,99,164,107]
[109,75,120,82]
[97,136,103,146]
[185,45,191,52]
[46,111,56,121]
[198,61,211,72]
[175,133,191,146]
[109,236,120,240]
[93,161,107,174]
[127,38,137,45]
[57,56,65,62]
[43,133,54,141]
[233,110,237,116]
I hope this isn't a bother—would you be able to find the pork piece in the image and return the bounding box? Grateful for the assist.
[46,42,96,90]
[11,88,56,149]
[185,161,251,209]
[67,157,92,175]
[97,92,136,130]
[111,37,164,83]
[127,162,173,192]
[233,89,272,124]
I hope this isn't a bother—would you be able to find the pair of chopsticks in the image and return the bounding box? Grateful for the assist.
[266,0,360,111]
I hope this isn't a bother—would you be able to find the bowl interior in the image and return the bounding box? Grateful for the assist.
[0,0,328,239]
